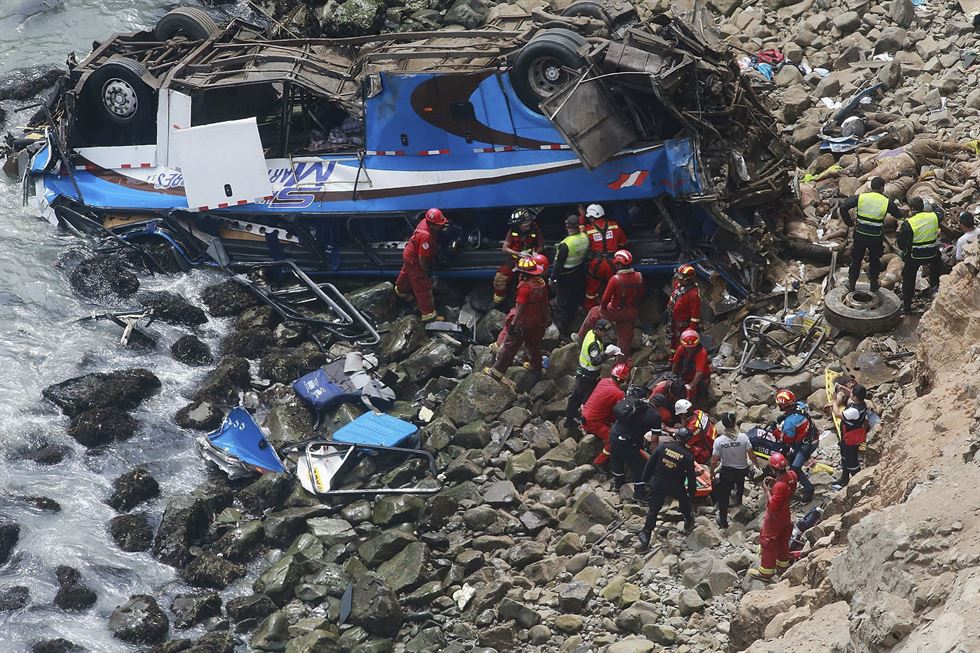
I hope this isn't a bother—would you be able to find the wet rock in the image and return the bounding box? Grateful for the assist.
[377,541,429,593]
[406,626,446,653]
[371,495,424,526]
[43,368,161,416]
[259,344,326,385]
[0,65,62,102]
[200,281,260,318]
[261,384,314,447]
[263,506,330,546]
[15,442,71,466]
[53,567,96,611]
[453,420,490,449]
[152,494,212,567]
[181,552,246,589]
[226,593,276,624]
[349,576,403,638]
[254,553,305,605]
[401,341,456,383]
[68,254,140,300]
[107,466,159,512]
[108,595,169,644]
[175,400,224,431]
[171,335,214,367]
[138,291,208,327]
[30,639,81,653]
[441,371,516,426]
[170,592,222,629]
[109,513,154,552]
[214,519,265,563]
[66,408,138,447]
[348,281,398,323]
[462,505,498,531]
[474,309,505,344]
[359,529,418,566]
[193,357,250,406]
[380,315,427,363]
[251,609,290,650]
[0,515,20,566]
[285,630,341,653]
[17,496,60,512]
[239,473,293,515]
[0,585,29,611]
[222,327,275,359]
[188,630,235,653]
[308,517,356,547]
[483,480,520,506]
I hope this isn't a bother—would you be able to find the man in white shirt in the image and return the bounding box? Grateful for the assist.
[955,212,977,262]
[710,413,762,529]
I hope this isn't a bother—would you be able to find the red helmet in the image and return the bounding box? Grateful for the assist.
[613,249,633,266]
[775,389,795,407]
[425,208,448,225]
[676,263,696,279]
[515,257,543,276]
[768,452,789,470]
[680,329,700,348]
[531,252,549,271]
[611,362,631,382]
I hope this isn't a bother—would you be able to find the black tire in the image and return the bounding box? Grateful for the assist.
[154,7,219,41]
[824,285,902,335]
[83,58,156,129]
[510,29,588,113]
[560,0,612,25]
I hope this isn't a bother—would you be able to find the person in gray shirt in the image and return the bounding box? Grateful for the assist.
[710,412,761,528]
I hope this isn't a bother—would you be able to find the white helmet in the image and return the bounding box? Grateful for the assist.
[586,203,605,219]
[674,398,692,415]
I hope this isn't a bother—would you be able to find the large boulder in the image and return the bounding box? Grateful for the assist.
[221,327,275,359]
[441,372,516,426]
[137,291,208,326]
[151,494,212,567]
[401,341,457,384]
[181,552,246,589]
[259,344,325,385]
[226,593,276,624]
[377,542,429,593]
[380,315,427,363]
[200,281,260,317]
[53,567,96,611]
[175,400,224,431]
[67,253,140,300]
[0,586,28,611]
[358,529,418,566]
[43,369,161,416]
[193,357,250,406]
[170,335,214,367]
[66,408,138,448]
[0,515,20,566]
[109,513,154,552]
[347,281,398,322]
[731,582,798,650]
[349,576,404,637]
[108,595,169,645]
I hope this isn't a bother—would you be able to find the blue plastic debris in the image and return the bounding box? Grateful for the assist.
[332,412,419,448]
[200,407,286,477]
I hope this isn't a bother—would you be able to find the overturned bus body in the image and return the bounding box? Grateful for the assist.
[9,4,794,287]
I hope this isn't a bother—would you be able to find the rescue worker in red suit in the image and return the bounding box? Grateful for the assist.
[748,452,797,581]
[486,257,551,378]
[582,204,628,310]
[671,329,712,406]
[577,249,644,355]
[494,253,551,355]
[395,208,447,322]
[492,209,544,305]
[581,362,630,466]
[684,409,717,465]
[667,264,701,350]
[648,376,686,423]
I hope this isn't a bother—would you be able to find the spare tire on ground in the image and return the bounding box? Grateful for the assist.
[509,28,588,113]
[154,7,219,41]
[824,285,901,335]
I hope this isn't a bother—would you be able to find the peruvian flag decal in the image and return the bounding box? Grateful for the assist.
[608,170,649,190]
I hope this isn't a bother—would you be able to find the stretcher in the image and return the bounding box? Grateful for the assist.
[747,427,836,476]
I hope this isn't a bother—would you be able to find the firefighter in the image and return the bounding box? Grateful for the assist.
[837,176,902,292]
[492,208,544,305]
[609,387,663,489]
[747,452,797,582]
[897,196,941,315]
[648,375,687,421]
[486,257,551,379]
[671,329,712,406]
[395,208,448,322]
[494,252,552,351]
[832,383,872,489]
[710,412,761,529]
[582,204,628,310]
[551,215,589,336]
[578,249,644,355]
[636,426,697,551]
[564,319,619,429]
[648,393,672,430]
[666,264,701,350]
[581,362,630,466]
[772,389,816,503]
[684,409,717,465]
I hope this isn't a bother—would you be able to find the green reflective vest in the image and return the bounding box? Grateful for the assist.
[561,232,589,270]
[908,211,939,259]
[855,192,888,236]
[578,329,602,372]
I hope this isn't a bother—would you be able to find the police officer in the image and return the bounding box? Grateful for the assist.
[609,387,663,490]
[636,427,697,550]
[838,177,903,292]
[564,319,619,429]
[709,412,760,529]
[551,215,589,335]
[897,196,941,314]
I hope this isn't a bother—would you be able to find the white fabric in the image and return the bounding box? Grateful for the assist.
[955,229,977,261]
[712,432,754,469]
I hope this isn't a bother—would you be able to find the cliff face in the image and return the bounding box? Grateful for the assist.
[734,246,980,652]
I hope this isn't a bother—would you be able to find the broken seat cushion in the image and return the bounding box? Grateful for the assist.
[332,412,419,449]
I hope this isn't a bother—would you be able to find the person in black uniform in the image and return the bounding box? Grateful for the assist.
[636,427,697,551]
[609,387,663,490]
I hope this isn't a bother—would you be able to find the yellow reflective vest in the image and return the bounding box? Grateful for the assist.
[907,211,939,259]
[855,192,888,236]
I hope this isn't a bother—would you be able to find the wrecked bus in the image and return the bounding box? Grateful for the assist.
[8,4,793,287]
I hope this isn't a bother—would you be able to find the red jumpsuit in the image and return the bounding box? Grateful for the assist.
[493,224,543,302]
[491,277,551,373]
[667,281,701,350]
[584,219,627,309]
[671,344,712,405]
[685,415,716,464]
[579,269,644,354]
[759,470,798,574]
[395,220,438,317]
[581,377,624,465]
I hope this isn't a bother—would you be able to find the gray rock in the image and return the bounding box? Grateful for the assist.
[380,315,427,364]
[349,576,403,637]
[254,554,304,606]
[371,495,424,526]
[29,639,82,653]
[67,408,138,448]
[498,597,541,628]
[539,437,577,469]
[284,630,341,653]
[524,557,564,585]
[152,494,211,567]
[251,609,290,651]
[67,253,140,300]
[0,65,62,102]
[108,595,169,645]
[239,473,293,515]
[53,575,96,612]
[453,420,490,449]
[479,621,517,649]
[462,505,499,531]
[359,529,418,566]
[170,334,214,367]
[444,0,489,28]
[483,480,520,506]
[528,624,551,645]
[214,519,265,563]
[505,449,537,483]
[137,291,207,327]
[181,552,246,590]
[0,586,28,611]
[377,542,429,592]
[307,517,355,547]
[508,540,546,569]
[889,0,914,28]
[406,627,446,653]
[259,344,326,386]
[441,371,516,426]
[775,65,803,87]
[606,636,656,652]
[109,513,153,552]
[402,341,456,384]
[557,581,594,613]
[221,327,275,359]
[263,506,330,546]
[833,10,861,34]
[201,280,260,317]
[677,588,705,615]
[226,593,276,624]
[174,400,224,431]
[474,309,506,345]
[170,592,221,629]
[43,369,161,417]
[193,357,251,406]
[107,467,159,512]
[348,281,398,323]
